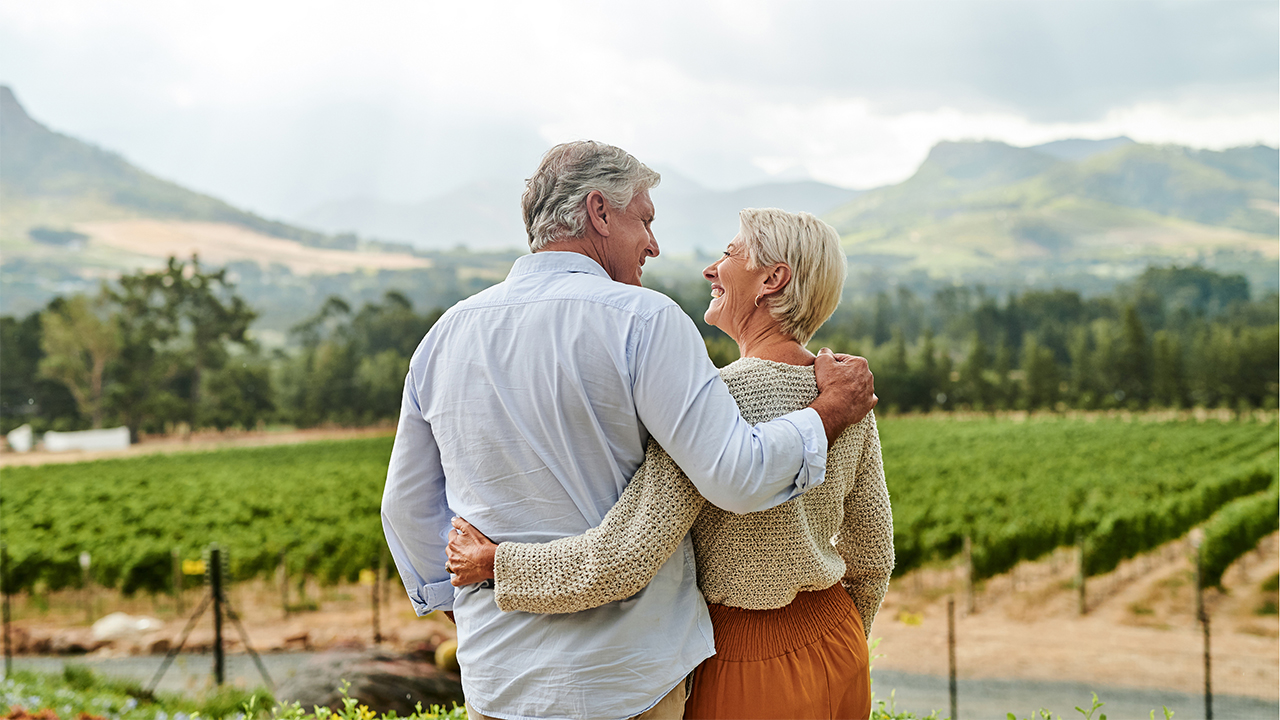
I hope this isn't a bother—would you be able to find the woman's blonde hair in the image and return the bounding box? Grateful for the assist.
[738,208,847,345]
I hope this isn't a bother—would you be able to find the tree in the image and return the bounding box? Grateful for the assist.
[167,257,258,426]
[1021,334,1061,410]
[108,261,184,441]
[959,332,993,410]
[38,294,120,428]
[1116,305,1153,407]
[106,256,258,440]
[1151,330,1187,408]
[0,311,80,432]
[1067,325,1096,408]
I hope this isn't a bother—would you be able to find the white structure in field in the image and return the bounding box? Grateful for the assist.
[44,426,130,452]
[6,423,33,452]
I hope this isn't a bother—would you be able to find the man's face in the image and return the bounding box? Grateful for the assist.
[601,189,659,286]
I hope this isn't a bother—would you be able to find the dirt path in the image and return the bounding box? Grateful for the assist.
[0,426,395,467]
[872,533,1279,701]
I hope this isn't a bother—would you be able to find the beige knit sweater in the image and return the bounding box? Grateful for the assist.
[492,357,895,636]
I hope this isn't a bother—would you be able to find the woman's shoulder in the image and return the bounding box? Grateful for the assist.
[718,357,819,423]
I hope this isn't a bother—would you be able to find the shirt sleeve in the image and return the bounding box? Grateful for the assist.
[381,366,456,614]
[491,439,707,614]
[631,305,827,514]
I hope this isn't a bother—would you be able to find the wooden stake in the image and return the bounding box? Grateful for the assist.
[963,535,975,614]
[948,596,958,720]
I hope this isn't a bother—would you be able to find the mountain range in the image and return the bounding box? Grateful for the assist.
[296,171,862,254]
[827,137,1277,286]
[2,82,1276,320]
[0,85,342,250]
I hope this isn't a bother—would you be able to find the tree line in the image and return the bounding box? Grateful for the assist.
[655,265,1279,414]
[0,256,438,439]
[1,261,1276,440]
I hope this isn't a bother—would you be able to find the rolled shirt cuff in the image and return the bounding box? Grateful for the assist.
[414,579,456,615]
[774,407,827,494]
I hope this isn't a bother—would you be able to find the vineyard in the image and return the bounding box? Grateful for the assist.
[1,438,396,593]
[882,416,1278,581]
[1,417,1276,596]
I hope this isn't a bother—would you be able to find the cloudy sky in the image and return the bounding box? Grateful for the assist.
[2,0,1276,220]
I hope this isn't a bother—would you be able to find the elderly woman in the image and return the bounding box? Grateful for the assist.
[448,208,894,720]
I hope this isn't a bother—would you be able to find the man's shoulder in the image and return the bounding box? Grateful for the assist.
[445,273,680,321]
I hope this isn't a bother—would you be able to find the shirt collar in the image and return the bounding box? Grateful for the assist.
[508,251,611,280]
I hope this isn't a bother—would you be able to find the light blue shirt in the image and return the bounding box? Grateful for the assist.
[381,252,828,720]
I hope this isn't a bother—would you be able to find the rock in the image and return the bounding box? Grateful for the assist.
[275,650,464,716]
[433,639,458,673]
[91,612,163,642]
[49,633,92,655]
[283,631,310,650]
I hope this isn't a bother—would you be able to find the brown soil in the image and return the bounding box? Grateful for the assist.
[872,532,1279,701]
[74,220,432,275]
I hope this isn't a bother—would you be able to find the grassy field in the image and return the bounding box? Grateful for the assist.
[2,416,1276,595]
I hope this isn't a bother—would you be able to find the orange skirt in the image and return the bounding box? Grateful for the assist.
[684,584,870,720]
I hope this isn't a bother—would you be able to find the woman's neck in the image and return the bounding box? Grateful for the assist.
[735,327,815,366]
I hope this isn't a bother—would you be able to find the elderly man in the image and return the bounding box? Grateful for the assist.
[382,141,876,720]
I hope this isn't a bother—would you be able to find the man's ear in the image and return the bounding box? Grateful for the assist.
[585,190,611,237]
[761,263,792,297]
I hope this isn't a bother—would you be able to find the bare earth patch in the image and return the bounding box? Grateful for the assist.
[74,220,431,275]
[873,533,1279,701]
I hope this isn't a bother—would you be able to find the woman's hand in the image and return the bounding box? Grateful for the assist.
[446,516,498,587]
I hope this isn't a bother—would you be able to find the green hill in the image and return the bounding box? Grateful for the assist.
[825,138,1279,286]
[0,85,346,249]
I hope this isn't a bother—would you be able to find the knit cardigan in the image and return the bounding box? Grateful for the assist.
[492,357,895,636]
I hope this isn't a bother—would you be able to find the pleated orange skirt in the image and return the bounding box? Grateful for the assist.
[684,583,870,720]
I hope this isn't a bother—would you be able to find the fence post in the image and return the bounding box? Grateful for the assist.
[171,548,184,615]
[1191,529,1211,720]
[1075,533,1086,615]
[210,546,224,686]
[79,552,93,624]
[2,544,11,679]
[378,547,387,607]
[963,535,974,614]
[280,550,289,619]
[947,596,957,720]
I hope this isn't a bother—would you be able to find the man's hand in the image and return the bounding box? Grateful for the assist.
[446,516,498,587]
[811,347,877,443]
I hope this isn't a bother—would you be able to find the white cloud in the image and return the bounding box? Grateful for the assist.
[1,0,1274,216]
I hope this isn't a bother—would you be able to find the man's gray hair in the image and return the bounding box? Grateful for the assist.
[522,141,661,251]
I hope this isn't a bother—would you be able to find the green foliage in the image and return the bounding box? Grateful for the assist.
[1198,480,1280,588]
[0,667,271,720]
[5,418,1276,597]
[0,437,395,593]
[279,293,439,427]
[38,293,119,428]
[881,417,1278,580]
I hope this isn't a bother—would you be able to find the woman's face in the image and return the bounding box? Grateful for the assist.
[703,236,771,337]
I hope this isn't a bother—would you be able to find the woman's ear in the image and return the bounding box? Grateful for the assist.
[761,263,792,297]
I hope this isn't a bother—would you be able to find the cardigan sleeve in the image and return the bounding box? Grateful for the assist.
[492,439,707,614]
[835,411,895,637]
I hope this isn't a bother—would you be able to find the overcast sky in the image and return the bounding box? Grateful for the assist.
[2,0,1276,220]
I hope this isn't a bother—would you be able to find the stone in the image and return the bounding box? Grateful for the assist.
[274,650,464,716]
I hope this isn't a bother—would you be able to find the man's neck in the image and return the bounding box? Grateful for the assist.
[537,236,610,273]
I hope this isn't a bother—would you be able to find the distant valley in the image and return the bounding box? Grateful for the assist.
[2,82,1276,329]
